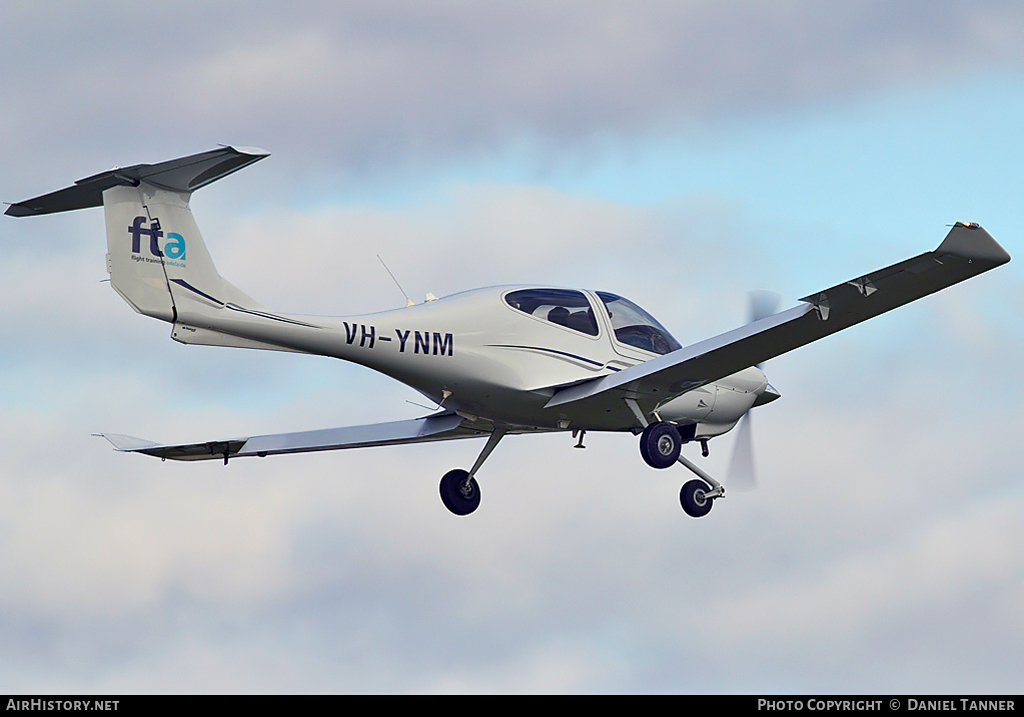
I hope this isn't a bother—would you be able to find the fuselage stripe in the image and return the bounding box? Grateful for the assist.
[169,279,322,328]
[486,344,606,368]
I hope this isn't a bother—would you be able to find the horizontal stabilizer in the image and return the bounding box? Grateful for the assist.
[6,146,268,217]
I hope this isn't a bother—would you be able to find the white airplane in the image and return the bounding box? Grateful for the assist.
[7,147,1011,517]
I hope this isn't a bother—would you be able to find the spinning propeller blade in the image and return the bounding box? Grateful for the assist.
[727,411,757,491]
[748,289,780,322]
[748,291,781,364]
[727,291,779,490]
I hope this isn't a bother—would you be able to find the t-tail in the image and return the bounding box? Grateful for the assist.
[6,147,297,352]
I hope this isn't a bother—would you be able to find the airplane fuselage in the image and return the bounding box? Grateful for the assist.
[171,284,767,434]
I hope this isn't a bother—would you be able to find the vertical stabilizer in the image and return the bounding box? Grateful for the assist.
[7,146,270,327]
[102,182,262,325]
[8,147,315,354]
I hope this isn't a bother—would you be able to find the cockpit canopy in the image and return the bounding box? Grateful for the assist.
[596,291,681,355]
[503,288,681,355]
[503,288,599,336]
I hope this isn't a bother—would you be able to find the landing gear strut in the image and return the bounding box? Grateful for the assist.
[438,427,506,516]
[625,399,724,518]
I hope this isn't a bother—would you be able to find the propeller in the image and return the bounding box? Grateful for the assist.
[727,410,758,491]
[748,289,781,326]
[727,290,780,492]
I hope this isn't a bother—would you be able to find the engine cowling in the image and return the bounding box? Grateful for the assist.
[657,366,774,439]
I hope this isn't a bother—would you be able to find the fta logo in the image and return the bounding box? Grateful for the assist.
[127,216,186,264]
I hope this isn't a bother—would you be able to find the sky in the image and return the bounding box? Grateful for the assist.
[1,1,1023,694]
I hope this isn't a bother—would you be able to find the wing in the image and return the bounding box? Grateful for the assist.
[97,412,493,463]
[547,223,1010,416]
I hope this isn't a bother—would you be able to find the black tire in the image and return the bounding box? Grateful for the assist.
[639,422,681,469]
[439,469,481,515]
[680,479,714,518]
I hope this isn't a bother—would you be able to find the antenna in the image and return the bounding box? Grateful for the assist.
[377,255,415,307]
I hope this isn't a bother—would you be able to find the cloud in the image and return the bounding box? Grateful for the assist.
[1,1,1023,694]
[5,1,1024,184]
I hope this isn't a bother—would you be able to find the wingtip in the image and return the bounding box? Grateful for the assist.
[5,202,35,217]
[223,145,270,158]
[94,433,160,451]
[938,223,1011,265]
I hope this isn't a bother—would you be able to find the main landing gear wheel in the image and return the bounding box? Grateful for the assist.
[639,421,681,469]
[680,479,714,518]
[439,469,481,516]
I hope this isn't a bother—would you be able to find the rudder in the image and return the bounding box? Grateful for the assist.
[103,181,261,324]
[8,146,269,325]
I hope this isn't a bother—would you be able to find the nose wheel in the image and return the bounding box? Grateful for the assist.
[675,452,724,518]
[679,479,714,518]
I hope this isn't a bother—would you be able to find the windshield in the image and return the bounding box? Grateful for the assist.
[597,292,681,355]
